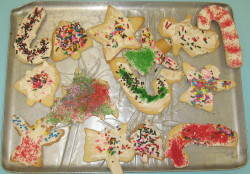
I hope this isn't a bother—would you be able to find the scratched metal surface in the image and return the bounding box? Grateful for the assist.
[1,1,247,173]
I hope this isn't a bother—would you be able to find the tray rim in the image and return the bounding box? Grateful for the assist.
[1,0,248,173]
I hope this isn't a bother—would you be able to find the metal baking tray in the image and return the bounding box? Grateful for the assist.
[2,1,247,173]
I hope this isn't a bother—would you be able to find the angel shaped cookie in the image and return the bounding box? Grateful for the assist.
[86,5,144,62]
[158,15,219,57]
[84,123,135,174]
[124,26,178,75]
[180,62,236,112]
[130,120,165,163]
[46,69,118,125]
[10,115,64,167]
[52,21,93,61]
[15,61,60,107]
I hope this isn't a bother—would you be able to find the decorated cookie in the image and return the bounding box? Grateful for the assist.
[110,57,171,115]
[158,15,219,57]
[86,5,144,62]
[84,123,135,174]
[15,61,60,107]
[10,115,64,167]
[166,123,238,168]
[180,62,236,112]
[197,5,243,68]
[130,120,165,163]
[46,69,118,125]
[52,21,93,61]
[124,27,178,75]
[14,6,52,64]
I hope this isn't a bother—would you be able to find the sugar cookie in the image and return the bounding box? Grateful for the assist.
[14,6,52,64]
[166,123,238,168]
[158,15,219,57]
[197,5,243,68]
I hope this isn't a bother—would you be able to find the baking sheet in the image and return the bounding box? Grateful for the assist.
[1,1,247,172]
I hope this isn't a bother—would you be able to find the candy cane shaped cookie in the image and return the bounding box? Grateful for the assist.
[166,123,238,168]
[14,6,52,64]
[197,5,242,68]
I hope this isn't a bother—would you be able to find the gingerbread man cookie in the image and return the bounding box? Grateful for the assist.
[158,15,219,57]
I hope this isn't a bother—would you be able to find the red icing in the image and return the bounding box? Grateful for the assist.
[11,135,42,165]
[166,123,236,168]
[220,18,234,28]
[225,45,241,54]
[197,15,208,25]
[230,59,242,67]
[197,5,242,68]
[222,31,239,40]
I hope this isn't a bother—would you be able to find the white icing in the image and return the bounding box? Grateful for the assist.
[14,6,52,64]
[162,18,218,56]
[18,61,56,100]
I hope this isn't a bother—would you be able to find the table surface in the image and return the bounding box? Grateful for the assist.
[0,0,249,173]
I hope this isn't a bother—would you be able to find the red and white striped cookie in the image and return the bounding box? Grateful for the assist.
[197,5,243,68]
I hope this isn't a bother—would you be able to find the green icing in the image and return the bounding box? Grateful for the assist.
[118,68,168,103]
[124,47,155,75]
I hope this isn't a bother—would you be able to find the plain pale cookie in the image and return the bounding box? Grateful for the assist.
[15,61,60,107]
[84,123,135,174]
[166,123,238,168]
[14,6,52,64]
[10,115,64,167]
[86,5,144,63]
[180,62,236,112]
[158,15,219,57]
[130,120,165,163]
[46,69,118,125]
[52,21,93,61]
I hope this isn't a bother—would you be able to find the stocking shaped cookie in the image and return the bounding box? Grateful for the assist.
[84,123,135,174]
[86,5,144,62]
[46,69,118,125]
[110,57,183,115]
[52,21,93,61]
[14,6,52,64]
[158,15,219,57]
[130,120,165,163]
[166,123,238,168]
[15,61,60,107]
[180,62,236,112]
[124,26,178,75]
[10,115,64,167]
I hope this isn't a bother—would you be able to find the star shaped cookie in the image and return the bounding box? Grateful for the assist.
[84,123,135,174]
[180,62,236,112]
[86,5,144,62]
